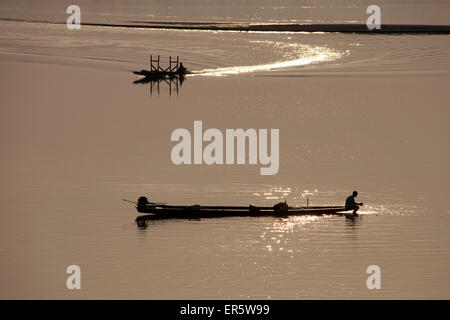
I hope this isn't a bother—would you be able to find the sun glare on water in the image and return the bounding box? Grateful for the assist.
[191,45,343,76]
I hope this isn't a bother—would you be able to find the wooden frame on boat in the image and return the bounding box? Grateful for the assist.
[133,55,188,79]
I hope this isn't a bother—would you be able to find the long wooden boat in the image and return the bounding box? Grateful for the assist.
[135,202,350,223]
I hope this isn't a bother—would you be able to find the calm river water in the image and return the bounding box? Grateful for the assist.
[0,1,449,299]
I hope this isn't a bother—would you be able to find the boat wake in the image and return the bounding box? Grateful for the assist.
[190,47,343,76]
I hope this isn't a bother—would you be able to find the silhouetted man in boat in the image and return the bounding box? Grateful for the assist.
[345,191,363,216]
[177,62,187,75]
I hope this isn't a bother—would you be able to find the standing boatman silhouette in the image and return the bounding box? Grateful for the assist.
[345,191,363,216]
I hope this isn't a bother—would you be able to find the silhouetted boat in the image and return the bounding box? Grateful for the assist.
[132,69,189,79]
[133,55,189,80]
[132,197,350,223]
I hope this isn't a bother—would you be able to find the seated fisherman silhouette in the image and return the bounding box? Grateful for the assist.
[177,62,187,74]
[345,191,363,216]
